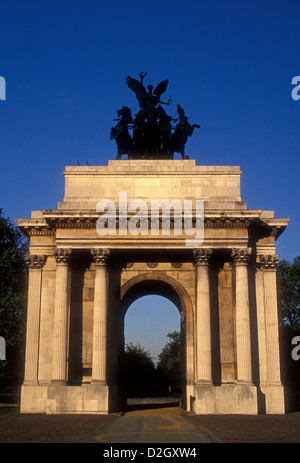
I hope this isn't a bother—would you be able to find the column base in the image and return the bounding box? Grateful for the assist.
[195,379,214,386]
[20,383,48,413]
[194,383,258,414]
[46,383,109,414]
[20,383,114,414]
[22,380,38,386]
[90,379,108,386]
[50,379,67,386]
[235,380,255,386]
[260,384,285,414]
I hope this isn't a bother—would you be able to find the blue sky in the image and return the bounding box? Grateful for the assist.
[125,295,180,361]
[0,1,299,356]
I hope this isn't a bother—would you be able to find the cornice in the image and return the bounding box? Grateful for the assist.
[16,210,289,240]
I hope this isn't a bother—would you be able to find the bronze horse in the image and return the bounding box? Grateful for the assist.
[170,105,200,159]
[110,106,134,159]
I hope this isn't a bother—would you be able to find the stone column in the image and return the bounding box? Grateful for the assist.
[258,254,282,385]
[255,265,268,386]
[193,248,213,384]
[23,255,47,384]
[91,248,110,384]
[51,248,71,384]
[231,248,253,384]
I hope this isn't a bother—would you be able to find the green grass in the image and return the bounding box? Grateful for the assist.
[0,403,18,408]
[0,392,20,408]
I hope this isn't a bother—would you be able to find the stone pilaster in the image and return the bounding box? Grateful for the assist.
[231,248,253,384]
[257,254,281,385]
[193,248,213,384]
[23,255,47,384]
[91,248,110,384]
[51,248,71,384]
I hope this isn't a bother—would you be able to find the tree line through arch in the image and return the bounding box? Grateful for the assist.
[122,331,181,398]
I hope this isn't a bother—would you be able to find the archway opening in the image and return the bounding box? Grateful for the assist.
[123,294,182,410]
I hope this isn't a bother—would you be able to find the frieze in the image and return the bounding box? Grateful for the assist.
[28,228,55,236]
[205,217,251,228]
[172,262,182,268]
[54,218,96,228]
[44,215,253,230]
[147,262,158,268]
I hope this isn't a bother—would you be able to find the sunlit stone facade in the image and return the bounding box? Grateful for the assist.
[16,160,289,414]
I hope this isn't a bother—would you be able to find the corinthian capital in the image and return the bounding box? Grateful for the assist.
[231,248,251,264]
[193,248,212,265]
[25,254,47,269]
[53,248,72,265]
[257,254,279,270]
[91,248,111,265]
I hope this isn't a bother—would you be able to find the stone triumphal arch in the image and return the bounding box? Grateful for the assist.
[17,159,289,414]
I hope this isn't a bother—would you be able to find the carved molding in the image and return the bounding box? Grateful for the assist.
[28,228,54,236]
[53,248,72,265]
[55,218,96,229]
[257,254,279,270]
[147,262,158,268]
[193,248,213,265]
[25,254,47,269]
[172,262,182,268]
[91,248,111,265]
[231,248,252,264]
[205,217,251,228]
[43,215,253,231]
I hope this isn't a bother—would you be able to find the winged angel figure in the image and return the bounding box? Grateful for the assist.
[125,72,171,121]
[110,72,199,159]
[124,72,172,157]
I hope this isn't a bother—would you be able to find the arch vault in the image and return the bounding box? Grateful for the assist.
[120,272,194,409]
